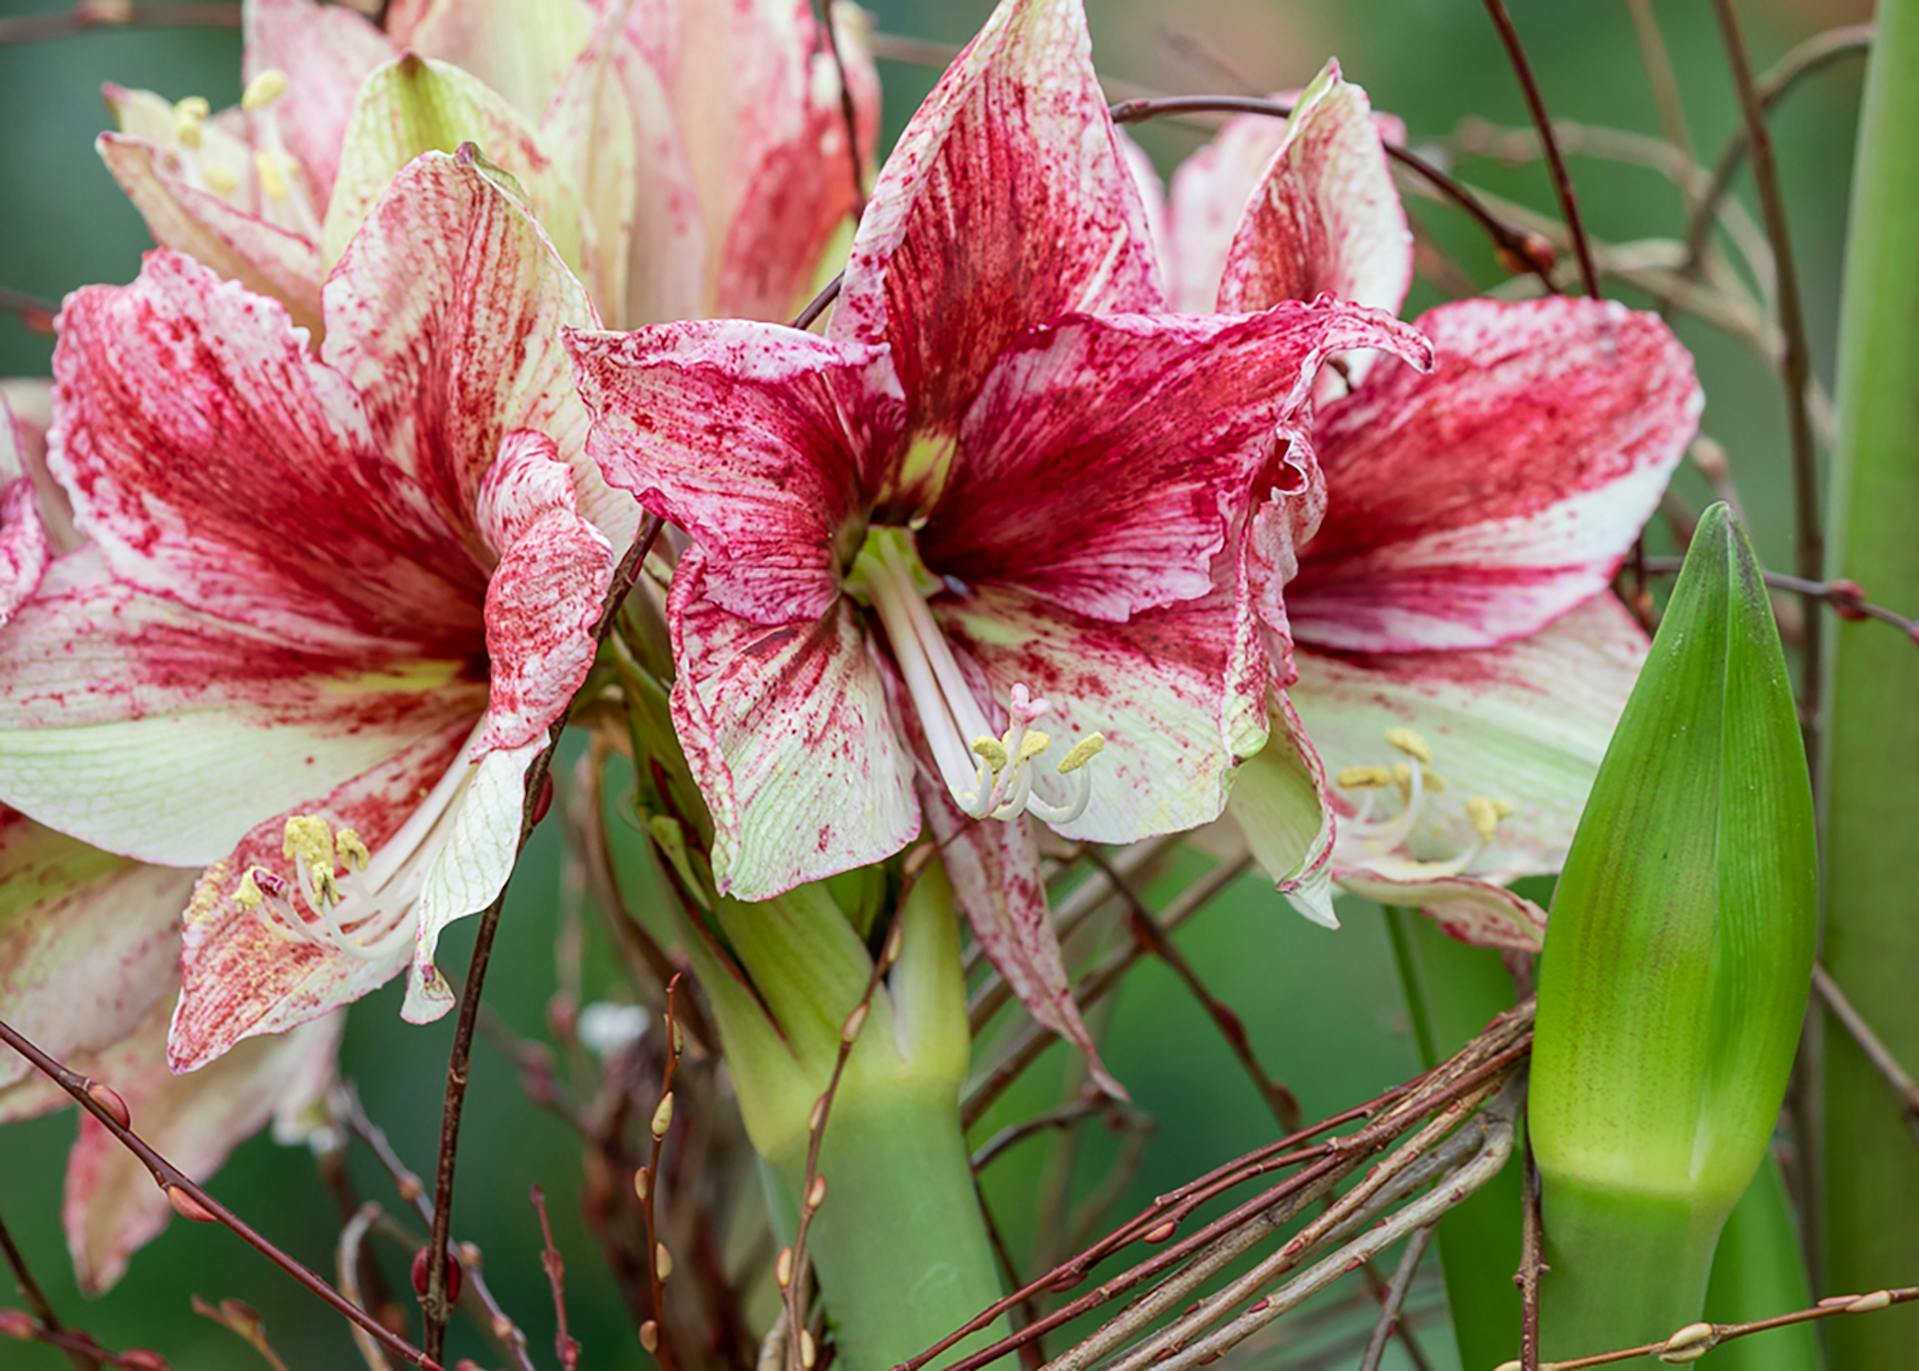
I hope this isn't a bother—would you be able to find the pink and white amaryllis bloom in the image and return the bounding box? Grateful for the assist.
[0,391,342,1291]
[569,0,1431,1075]
[99,0,877,332]
[0,148,634,1070]
[1132,62,1701,946]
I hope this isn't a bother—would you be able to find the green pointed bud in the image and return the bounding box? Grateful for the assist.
[1530,504,1815,1358]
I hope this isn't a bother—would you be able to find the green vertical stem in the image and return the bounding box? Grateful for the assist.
[1385,906,1523,1369]
[1704,1157,1820,1370]
[1820,5,1919,1362]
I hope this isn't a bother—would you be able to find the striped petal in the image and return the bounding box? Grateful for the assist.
[666,550,920,900]
[1289,297,1701,653]
[830,0,1161,438]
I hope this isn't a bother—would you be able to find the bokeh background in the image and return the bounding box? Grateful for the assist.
[0,0,1870,1365]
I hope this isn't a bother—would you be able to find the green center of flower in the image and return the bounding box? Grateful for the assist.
[847,527,1104,825]
[1332,728,1515,879]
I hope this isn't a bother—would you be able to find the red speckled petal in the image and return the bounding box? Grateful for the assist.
[830,0,1162,437]
[242,0,392,206]
[1336,869,1546,952]
[170,722,471,1069]
[570,318,903,625]
[51,251,485,649]
[1297,593,1646,895]
[1289,297,1701,653]
[921,786,1122,1097]
[473,431,614,754]
[0,550,484,867]
[322,149,633,548]
[1167,81,1407,314]
[668,549,919,901]
[933,580,1268,846]
[0,472,50,625]
[1216,62,1412,318]
[924,303,1431,623]
[96,134,326,334]
[0,810,193,1099]
[63,1004,342,1292]
[704,1,881,320]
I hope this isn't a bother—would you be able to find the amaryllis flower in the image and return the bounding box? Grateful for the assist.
[99,0,877,331]
[1131,62,1701,945]
[0,391,341,1291]
[0,148,633,1070]
[569,0,1430,1074]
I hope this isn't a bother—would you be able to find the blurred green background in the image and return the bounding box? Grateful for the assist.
[0,0,1868,1365]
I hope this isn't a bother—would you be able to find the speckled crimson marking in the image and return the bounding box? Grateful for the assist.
[1288,296,1701,654]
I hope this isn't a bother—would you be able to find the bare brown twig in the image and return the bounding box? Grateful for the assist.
[1709,0,1826,772]
[422,514,664,1358]
[0,1017,440,1369]
[1509,1286,1919,1370]
[1813,965,1919,1145]
[531,1187,581,1368]
[1479,0,1601,297]
[0,1212,95,1370]
[809,0,867,225]
[1517,1130,1546,1371]
[1358,1227,1436,1371]
[637,973,686,1367]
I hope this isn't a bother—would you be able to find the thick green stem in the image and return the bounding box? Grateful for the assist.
[1537,1180,1723,1361]
[766,1090,1009,1370]
[1703,1157,1819,1370]
[692,867,1006,1370]
[1384,906,1523,1369]
[1821,5,1919,1361]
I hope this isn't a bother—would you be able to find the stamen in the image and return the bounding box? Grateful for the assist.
[202,164,240,195]
[172,95,209,149]
[856,532,1106,828]
[241,69,288,112]
[253,149,290,202]
[1330,733,1519,881]
[231,814,413,962]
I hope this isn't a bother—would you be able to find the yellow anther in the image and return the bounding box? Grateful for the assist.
[1337,764,1393,789]
[253,149,289,202]
[1390,762,1445,795]
[232,869,265,911]
[336,828,371,871]
[282,814,340,905]
[1465,795,1504,840]
[1058,732,1106,774]
[1492,797,1516,818]
[971,736,1008,773]
[241,68,289,112]
[202,164,239,195]
[1016,730,1051,766]
[1383,727,1431,763]
[173,95,209,148]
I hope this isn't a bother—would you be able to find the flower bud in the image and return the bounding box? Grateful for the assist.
[410,1246,463,1304]
[1531,505,1815,1355]
[165,1185,217,1224]
[84,1078,131,1130]
[0,1310,37,1339]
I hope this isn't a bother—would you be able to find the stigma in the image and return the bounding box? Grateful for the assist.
[854,530,1106,827]
[232,814,412,961]
[1332,729,1514,879]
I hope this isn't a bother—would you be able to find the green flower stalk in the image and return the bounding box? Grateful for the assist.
[681,865,1009,1370]
[1820,6,1919,1360]
[1529,505,1816,1359]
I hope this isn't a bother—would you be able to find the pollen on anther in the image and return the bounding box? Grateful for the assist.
[337,828,371,871]
[1384,727,1431,763]
[232,869,265,911]
[253,149,290,202]
[241,69,289,112]
[1465,796,1505,840]
[971,736,1008,772]
[1015,730,1051,766]
[203,165,239,195]
[1337,764,1392,789]
[1059,733,1106,774]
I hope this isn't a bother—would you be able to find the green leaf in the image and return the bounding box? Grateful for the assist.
[1530,504,1815,1355]
[1821,8,1919,1361]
